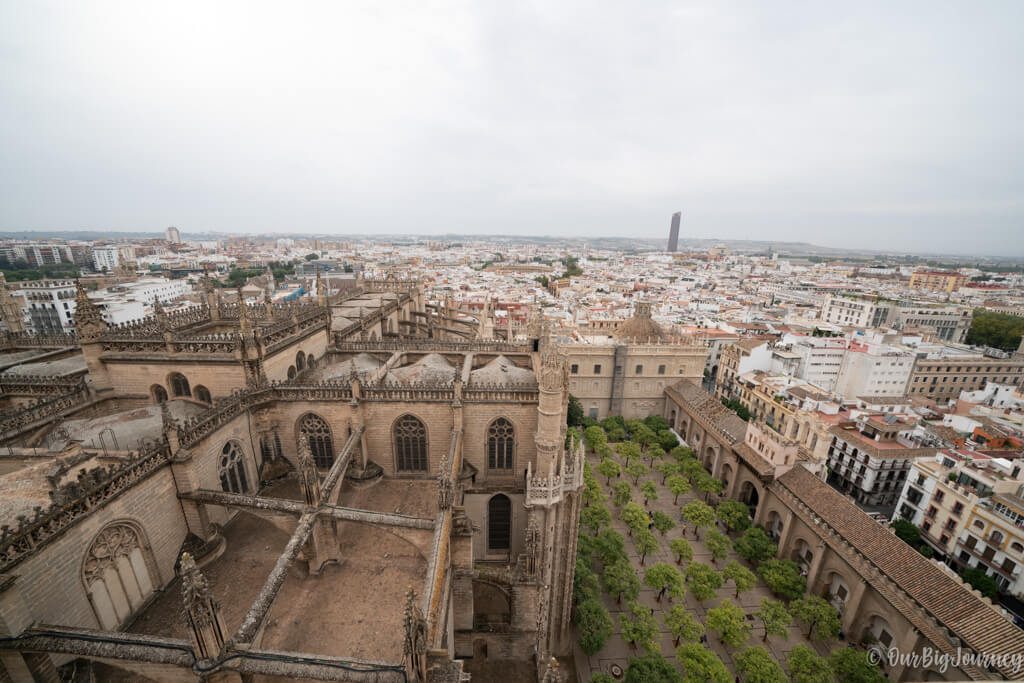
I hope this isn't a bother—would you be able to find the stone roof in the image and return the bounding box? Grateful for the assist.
[313,353,382,381]
[57,400,206,451]
[469,355,535,385]
[612,303,671,342]
[0,355,87,378]
[0,459,57,522]
[387,354,457,384]
[667,380,747,444]
[774,466,1024,677]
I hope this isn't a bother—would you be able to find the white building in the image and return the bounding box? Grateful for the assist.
[91,278,193,326]
[165,226,181,243]
[92,247,120,272]
[833,342,914,399]
[17,280,77,333]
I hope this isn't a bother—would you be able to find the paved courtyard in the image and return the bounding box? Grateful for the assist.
[573,445,839,681]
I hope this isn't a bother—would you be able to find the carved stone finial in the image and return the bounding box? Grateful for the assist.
[524,518,540,576]
[237,287,253,334]
[541,657,564,683]
[180,552,226,660]
[296,435,321,507]
[403,586,427,661]
[437,455,454,510]
[73,279,106,340]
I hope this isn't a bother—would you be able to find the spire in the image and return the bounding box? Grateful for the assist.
[237,287,252,335]
[316,266,327,307]
[180,552,227,660]
[0,273,25,334]
[296,435,321,507]
[403,586,427,681]
[73,279,106,341]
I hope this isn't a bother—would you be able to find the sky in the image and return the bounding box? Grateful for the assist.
[1,1,1022,255]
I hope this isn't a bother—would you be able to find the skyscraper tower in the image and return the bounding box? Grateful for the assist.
[667,211,681,252]
[166,226,181,243]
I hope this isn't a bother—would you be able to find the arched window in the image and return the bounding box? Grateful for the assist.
[487,418,515,472]
[990,530,1004,544]
[974,520,985,530]
[1012,542,1024,553]
[296,351,305,371]
[219,441,249,494]
[169,373,190,397]
[287,366,296,379]
[394,414,428,472]
[300,414,334,468]
[83,523,155,630]
[488,494,511,551]
[151,385,168,404]
[194,385,212,404]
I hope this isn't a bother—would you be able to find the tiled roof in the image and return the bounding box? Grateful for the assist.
[828,425,932,460]
[774,466,1024,678]
[666,381,747,444]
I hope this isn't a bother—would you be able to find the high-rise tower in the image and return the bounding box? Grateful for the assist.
[667,211,681,252]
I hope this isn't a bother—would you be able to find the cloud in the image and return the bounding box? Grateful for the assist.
[0,0,1021,255]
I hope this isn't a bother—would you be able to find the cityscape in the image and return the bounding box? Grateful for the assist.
[1,2,1023,682]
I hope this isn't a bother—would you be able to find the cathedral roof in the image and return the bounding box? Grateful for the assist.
[386,353,457,384]
[469,355,535,385]
[313,353,382,381]
[611,302,671,342]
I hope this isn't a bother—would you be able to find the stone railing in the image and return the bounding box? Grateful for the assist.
[0,441,171,573]
[0,330,77,350]
[524,439,584,506]
[362,381,455,402]
[333,339,531,354]
[0,382,91,440]
[259,307,329,354]
[463,383,539,403]
[0,374,86,395]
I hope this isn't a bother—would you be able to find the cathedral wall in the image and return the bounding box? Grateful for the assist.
[463,491,527,562]
[7,467,186,631]
[261,328,330,382]
[190,412,264,527]
[362,402,453,477]
[101,359,245,401]
[261,401,357,469]
[461,403,538,484]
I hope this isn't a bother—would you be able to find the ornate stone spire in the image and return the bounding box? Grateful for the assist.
[236,287,253,335]
[0,273,25,334]
[540,657,564,683]
[180,552,227,660]
[152,295,168,332]
[403,586,427,681]
[296,435,321,507]
[437,463,454,510]
[316,266,327,307]
[73,279,106,341]
[524,518,540,576]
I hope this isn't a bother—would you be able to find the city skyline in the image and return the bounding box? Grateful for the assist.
[1,2,1022,255]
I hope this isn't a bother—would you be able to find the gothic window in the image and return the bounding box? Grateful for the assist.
[260,430,282,466]
[169,372,191,397]
[488,494,511,551]
[151,385,168,404]
[300,414,334,469]
[487,418,515,472]
[194,385,212,404]
[83,523,155,630]
[296,351,305,371]
[219,441,249,494]
[287,366,296,379]
[394,414,428,472]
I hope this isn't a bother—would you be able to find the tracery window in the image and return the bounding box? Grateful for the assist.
[300,414,334,468]
[169,372,191,397]
[83,523,155,630]
[194,385,212,404]
[488,494,511,551]
[394,414,428,472]
[487,418,515,471]
[219,441,249,494]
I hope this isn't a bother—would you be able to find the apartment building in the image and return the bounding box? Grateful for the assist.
[833,342,915,398]
[958,488,1024,598]
[715,338,772,401]
[909,270,969,293]
[92,246,120,271]
[821,295,971,343]
[895,450,1022,566]
[786,336,847,391]
[18,279,77,333]
[826,415,927,508]
[908,349,1024,403]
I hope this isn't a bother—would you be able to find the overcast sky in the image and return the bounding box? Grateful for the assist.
[1,1,1022,255]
